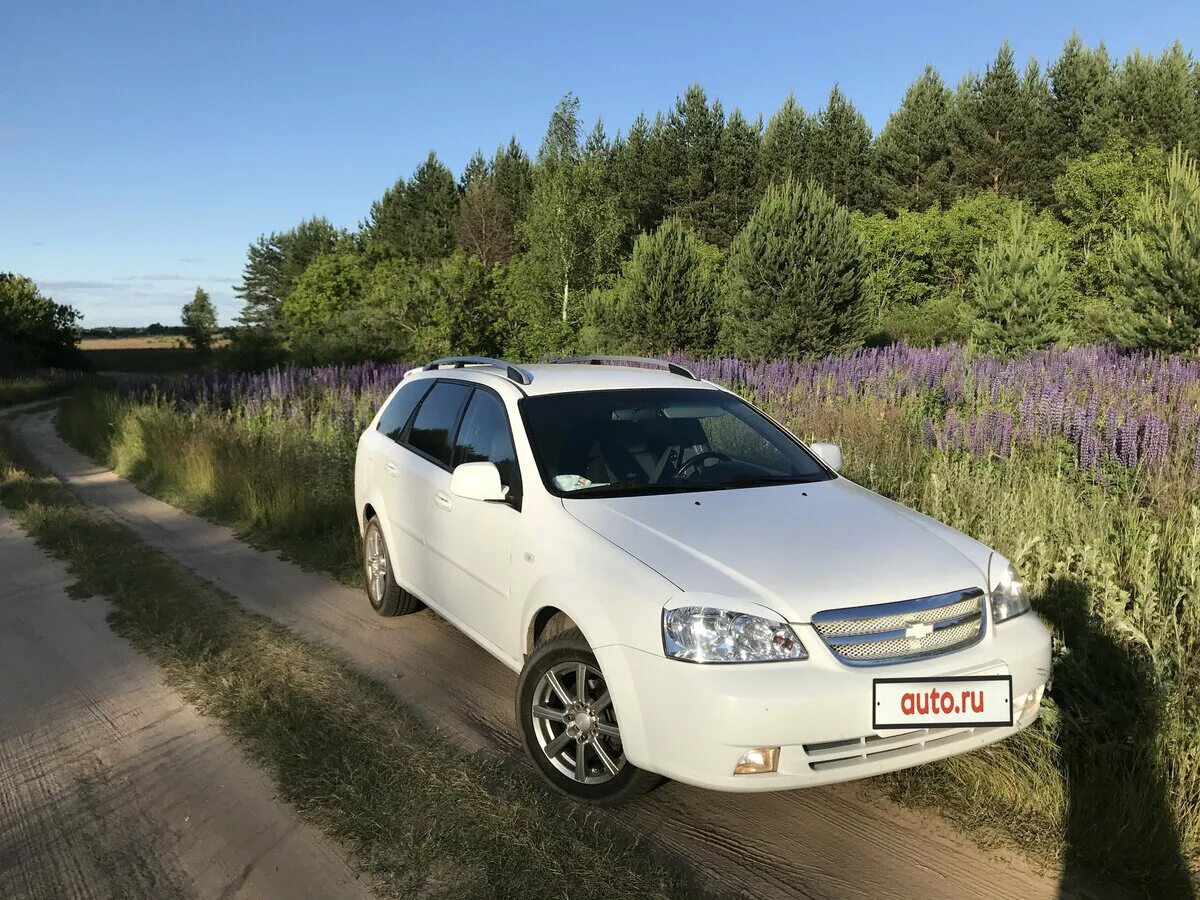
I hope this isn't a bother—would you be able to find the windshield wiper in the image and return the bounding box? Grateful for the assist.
[715,474,815,488]
[566,481,652,495]
[566,480,691,496]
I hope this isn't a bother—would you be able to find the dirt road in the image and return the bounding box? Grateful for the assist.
[0,505,372,899]
[12,409,1115,900]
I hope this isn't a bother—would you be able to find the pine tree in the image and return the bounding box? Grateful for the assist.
[665,84,726,243]
[364,151,459,262]
[181,286,218,352]
[969,209,1066,353]
[1116,44,1200,155]
[811,86,875,210]
[722,178,866,358]
[611,112,673,244]
[1018,57,1058,205]
[952,42,1026,197]
[713,109,764,244]
[1115,147,1200,351]
[1048,34,1117,161]
[491,138,534,227]
[758,95,814,189]
[874,66,954,212]
[609,217,718,353]
[584,118,611,159]
[235,217,339,328]
[460,150,488,188]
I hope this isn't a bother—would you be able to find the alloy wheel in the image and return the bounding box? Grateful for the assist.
[365,526,389,605]
[530,661,625,784]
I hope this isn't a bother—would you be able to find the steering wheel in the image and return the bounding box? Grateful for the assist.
[673,450,733,481]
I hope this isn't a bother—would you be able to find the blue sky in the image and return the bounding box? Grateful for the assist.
[5,1,1198,327]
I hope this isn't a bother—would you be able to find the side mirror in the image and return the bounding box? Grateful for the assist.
[810,442,843,473]
[450,462,508,501]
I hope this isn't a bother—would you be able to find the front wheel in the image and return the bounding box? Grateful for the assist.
[516,628,662,805]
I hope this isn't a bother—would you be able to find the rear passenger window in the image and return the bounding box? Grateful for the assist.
[377,379,431,442]
[408,381,472,466]
[453,390,519,490]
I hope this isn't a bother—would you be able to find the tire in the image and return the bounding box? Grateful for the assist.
[517,628,662,805]
[362,517,421,616]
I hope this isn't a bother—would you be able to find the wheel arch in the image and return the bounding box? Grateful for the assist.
[525,606,579,657]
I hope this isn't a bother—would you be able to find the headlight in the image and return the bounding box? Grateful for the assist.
[989,555,1031,623]
[662,606,807,663]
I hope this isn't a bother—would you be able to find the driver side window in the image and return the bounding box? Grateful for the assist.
[453,390,519,492]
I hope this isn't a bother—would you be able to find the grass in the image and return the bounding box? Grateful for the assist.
[0,425,692,900]
[54,383,1200,896]
[59,391,361,583]
[0,371,92,408]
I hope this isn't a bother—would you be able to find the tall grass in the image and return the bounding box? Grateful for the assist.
[0,370,91,407]
[56,348,1200,895]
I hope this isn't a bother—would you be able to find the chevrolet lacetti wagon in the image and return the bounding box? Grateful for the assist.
[354,356,1053,804]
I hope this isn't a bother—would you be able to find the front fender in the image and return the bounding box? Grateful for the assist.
[516,504,677,770]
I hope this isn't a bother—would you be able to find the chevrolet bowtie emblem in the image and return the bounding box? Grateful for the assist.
[904,621,934,641]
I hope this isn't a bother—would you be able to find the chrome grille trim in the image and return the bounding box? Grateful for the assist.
[810,588,986,666]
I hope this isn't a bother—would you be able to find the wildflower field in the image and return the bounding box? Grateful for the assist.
[57,345,1200,894]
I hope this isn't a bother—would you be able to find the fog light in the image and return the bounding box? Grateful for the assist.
[734,747,780,775]
[1018,684,1045,725]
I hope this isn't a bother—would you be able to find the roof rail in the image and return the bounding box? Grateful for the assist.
[547,356,699,381]
[423,356,534,386]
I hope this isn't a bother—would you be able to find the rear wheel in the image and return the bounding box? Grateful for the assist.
[517,628,661,804]
[363,517,420,616]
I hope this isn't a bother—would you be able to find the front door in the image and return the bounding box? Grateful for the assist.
[424,387,521,663]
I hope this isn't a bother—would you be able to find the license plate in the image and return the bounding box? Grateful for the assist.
[873,675,1013,729]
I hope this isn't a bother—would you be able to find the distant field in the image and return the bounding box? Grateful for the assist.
[80,335,187,350]
[80,335,227,373]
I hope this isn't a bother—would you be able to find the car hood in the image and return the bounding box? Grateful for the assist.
[562,478,989,623]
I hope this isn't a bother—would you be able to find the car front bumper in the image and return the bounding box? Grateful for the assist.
[593,612,1052,791]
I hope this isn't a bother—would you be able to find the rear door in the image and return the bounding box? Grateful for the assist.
[425,386,522,661]
[398,380,474,602]
[360,378,431,592]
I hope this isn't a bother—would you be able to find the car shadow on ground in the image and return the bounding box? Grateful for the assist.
[1040,576,1194,899]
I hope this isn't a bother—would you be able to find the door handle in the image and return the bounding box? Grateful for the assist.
[433,490,453,511]
[385,462,398,477]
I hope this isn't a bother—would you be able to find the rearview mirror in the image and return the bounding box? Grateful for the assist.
[810,442,843,473]
[450,462,508,501]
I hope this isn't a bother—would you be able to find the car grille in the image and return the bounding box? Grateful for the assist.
[802,727,979,771]
[810,588,986,666]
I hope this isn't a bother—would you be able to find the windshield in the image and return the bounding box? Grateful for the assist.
[520,388,835,498]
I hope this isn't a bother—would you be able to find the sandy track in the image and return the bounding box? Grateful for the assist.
[15,409,1117,900]
[0,508,373,900]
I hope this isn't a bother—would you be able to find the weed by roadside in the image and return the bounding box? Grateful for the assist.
[0,428,693,900]
[0,371,93,408]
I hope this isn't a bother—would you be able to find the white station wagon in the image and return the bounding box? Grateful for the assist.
[354,356,1052,804]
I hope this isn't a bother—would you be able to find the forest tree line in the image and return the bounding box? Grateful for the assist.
[229,35,1200,367]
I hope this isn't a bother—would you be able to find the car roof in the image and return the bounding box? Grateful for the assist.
[404,363,723,397]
